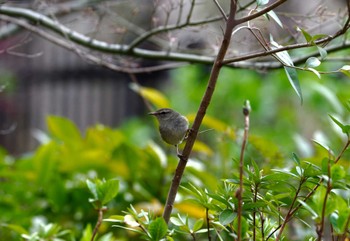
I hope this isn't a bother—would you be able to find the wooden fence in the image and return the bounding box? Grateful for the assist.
[0,32,166,154]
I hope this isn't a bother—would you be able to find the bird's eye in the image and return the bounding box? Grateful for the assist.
[160,110,169,115]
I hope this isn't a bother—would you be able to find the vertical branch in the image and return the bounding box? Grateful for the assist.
[213,0,228,21]
[252,184,258,241]
[176,0,184,25]
[237,101,250,241]
[91,207,107,241]
[316,159,332,241]
[275,181,304,241]
[206,207,212,241]
[162,0,238,224]
[186,0,196,23]
[260,212,265,240]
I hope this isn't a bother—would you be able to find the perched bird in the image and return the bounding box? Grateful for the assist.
[149,108,189,155]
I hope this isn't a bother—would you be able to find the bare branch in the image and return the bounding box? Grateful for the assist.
[186,0,196,23]
[126,14,224,50]
[212,0,228,21]
[235,0,287,25]
[1,4,350,72]
[0,14,186,74]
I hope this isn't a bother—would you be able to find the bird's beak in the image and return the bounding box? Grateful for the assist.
[148,111,156,115]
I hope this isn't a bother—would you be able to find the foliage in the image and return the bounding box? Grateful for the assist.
[0,65,350,240]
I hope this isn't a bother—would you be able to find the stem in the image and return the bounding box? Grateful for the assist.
[91,207,107,241]
[162,0,238,224]
[260,212,265,240]
[275,180,304,241]
[252,183,258,241]
[206,208,212,241]
[237,103,250,241]
[316,160,332,241]
[340,214,350,240]
[335,138,350,164]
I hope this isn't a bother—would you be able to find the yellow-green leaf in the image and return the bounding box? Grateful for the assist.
[339,65,350,78]
[130,83,170,109]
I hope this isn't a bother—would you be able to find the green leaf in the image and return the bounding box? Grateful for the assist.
[317,46,327,60]
[311,34,329,42]
[307,68,321,79]
[192,219,204,232]
[33,142,58,187]
[267,10,283,28]
[148,217,168,241]
[295,166,304,177]
[233,216,248,238]
[329,114,350,136]
[250,159,261,180]
[331,165,345,181]
[80,224,92,241]
[86,180,98,200]
[170,217,185,227]
[298,28,312,42]
[284,66,303,104]
[47,175,67,211]
[305,57,321,68]
[2,223,29,235]
[97,179,119,205]
[321,158,330,175]
[297,200,318,219]
[330,209,350,234]
[292,152,301,165]
[339,65,350,78]
[345,100,350,112]
[312,139,332,153]
[256,0,269,6]
[311,83,343,113]
[219,209,236,226]
[86,179,119,206]
[270,38,303,103]
[47,116,82,144]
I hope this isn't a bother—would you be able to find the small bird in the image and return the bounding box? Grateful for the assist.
[149,108,189,155]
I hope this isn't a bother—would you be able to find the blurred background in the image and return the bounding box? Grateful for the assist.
[0,0,347,155]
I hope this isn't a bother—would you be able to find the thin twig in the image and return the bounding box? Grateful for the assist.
[275,180,305,241]
[0,14,187,73]
[237,102,251,241]
[335,138,350,164]
[206,207,211,241]
[213,0,228,21]
[252,183,259,241]
[186,0,196,24]
[235,0,287,25]
[91,207,107,241]
[316,158,332,241]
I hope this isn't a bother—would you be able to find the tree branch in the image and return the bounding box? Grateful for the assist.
[162,0,238,223]
[1,4,350,73]
[235,0,287,25]
[237,101,250,241]
[0,14,187,73]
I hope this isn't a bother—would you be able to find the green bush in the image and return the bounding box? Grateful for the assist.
[0,67,349,241]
